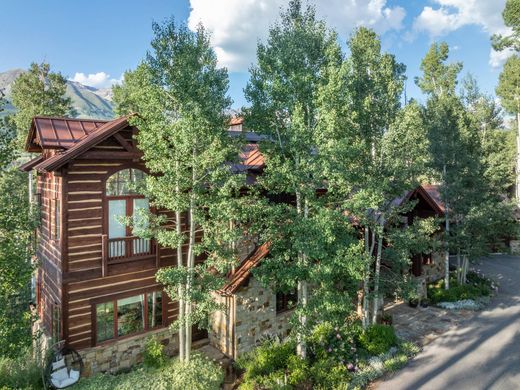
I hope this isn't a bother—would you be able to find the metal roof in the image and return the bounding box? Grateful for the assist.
[25,116,108,152]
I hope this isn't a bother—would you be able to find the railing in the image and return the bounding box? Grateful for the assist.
[102,235,159,276]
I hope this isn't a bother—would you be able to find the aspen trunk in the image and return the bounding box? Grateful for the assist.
[516,112,520,206]
[371,213,384,325]
[185,200,195,361]
[456,249,461,285]
[443,164,450,290]
[362,229,370,329]
[175,208,186,362]
[295,191,307,359]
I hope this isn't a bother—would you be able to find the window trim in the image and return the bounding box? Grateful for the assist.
[91,288,167,347]
[276,290,297,314]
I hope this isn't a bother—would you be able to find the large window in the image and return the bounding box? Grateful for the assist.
[95,291,163,344]
[106,169,151,259]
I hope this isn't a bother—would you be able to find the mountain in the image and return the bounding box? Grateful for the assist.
[0,69,115,120]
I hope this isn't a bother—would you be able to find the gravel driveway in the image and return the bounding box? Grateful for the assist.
[376,255,520,390]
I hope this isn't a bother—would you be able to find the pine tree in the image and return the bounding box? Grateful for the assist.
[492,0,520,52]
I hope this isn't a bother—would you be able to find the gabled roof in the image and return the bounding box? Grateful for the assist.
[220,242,271,295]
[25,116,108,152]
[391,184,445,216]
[18,155,44,172]
[421,184,445,213]
[32,116,133,173]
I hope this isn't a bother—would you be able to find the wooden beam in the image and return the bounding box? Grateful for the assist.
[81,151,142,160]
[113,133,135,152]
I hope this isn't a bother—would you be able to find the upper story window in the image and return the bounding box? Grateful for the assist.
[105,169,151,260]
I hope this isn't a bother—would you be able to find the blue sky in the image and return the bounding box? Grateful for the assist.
[1,0,513,109]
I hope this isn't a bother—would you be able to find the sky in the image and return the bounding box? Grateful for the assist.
[0,0,515,109]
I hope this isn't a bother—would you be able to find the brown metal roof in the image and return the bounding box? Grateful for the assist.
[34,116,132,173]
[421,184,445,213]
[220,242,271,295]
[25,116,108,152]
[239,143,265,170]
[19,155,44,172]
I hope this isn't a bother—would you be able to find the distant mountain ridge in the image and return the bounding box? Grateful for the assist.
[0,69,115,120]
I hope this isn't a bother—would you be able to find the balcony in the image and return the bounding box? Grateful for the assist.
[102,235,159,276]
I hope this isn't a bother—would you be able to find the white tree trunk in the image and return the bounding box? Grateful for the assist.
[362,229,370,329]
[185,200,195,361]
[371,214,385,325]
[443,164,450,290]
[456,249,461,285]
[516,112,520,206]
[175,208,186,362]
[295,191,308,359]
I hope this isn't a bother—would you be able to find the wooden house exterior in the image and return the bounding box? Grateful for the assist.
[22,115,446,372]
[22,116,212,374]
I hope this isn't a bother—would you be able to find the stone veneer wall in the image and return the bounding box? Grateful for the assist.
[420,251,446,284]
[235,278,292,357]
[79,327,177,376]
[210,278,293,359]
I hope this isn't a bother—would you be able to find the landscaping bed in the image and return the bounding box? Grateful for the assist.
[234,322,419,389]
[427,271,496,310]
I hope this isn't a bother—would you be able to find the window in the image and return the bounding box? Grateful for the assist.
[105,169,151,259]
[276,290,297,314]
[95,291,163,344]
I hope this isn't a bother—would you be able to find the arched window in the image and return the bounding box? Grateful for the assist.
[106,169,151,259]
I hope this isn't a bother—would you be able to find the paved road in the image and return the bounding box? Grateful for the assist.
[377,255,520,390]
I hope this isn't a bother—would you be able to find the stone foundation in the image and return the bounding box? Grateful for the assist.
[420,251,446,284]
[210,278,292,359]
[79,327,177,377]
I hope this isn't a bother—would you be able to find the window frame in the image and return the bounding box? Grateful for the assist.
[276,290,297,314]
[91,289,167,346]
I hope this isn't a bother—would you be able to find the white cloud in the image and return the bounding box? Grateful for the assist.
[412,0,514,68]
[188,0,405,72]
[489,47,515,69]
[70,72,122,89]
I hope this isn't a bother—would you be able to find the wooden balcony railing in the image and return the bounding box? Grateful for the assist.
[102,235,159,276]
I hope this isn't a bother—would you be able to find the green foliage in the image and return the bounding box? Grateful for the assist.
[235,339,296,382]
[74,353,223,390]
[428,272,494,304]
[359,325,398,356]
[0,168,37,357]
[309,358,350,390]
[492,0,520,52]
[496,55,520,115]
[8,62,74,147]
[307,321,362,365]
[143,337,166,368]
[0,349,44,390]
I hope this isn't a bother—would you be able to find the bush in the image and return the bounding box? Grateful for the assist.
[309,358,350,390]
[307,321,362,365]
[235,339,295,382]
[75,353,223,390]
[428,272,493,304]
[0,350,43,389]
[359,325,398,356]
[143,337,166,368]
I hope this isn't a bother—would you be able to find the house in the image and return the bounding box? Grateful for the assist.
[21,115,445,374]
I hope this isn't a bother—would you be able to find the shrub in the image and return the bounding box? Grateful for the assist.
[0,350,43,389]
[309,358,350,390]
[143,337,166,368]
[307,321,362,365]
[235,339,295,382]
[359,325,398,356]
[428,272,493,304]
[74,353,223,390]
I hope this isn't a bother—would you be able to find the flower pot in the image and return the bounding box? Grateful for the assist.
[408,299,419,308]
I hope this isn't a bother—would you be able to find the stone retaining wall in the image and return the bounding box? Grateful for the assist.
[79,327,177,376]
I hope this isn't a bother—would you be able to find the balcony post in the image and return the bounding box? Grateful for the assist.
[155,240,160,268]
[101,234,108,277]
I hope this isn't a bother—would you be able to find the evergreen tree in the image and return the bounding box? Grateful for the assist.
[8,62,74,147]
[113,19,242,362]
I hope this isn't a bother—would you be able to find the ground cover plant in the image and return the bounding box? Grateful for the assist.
[235,321,415,389]
[74,353,223,390]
